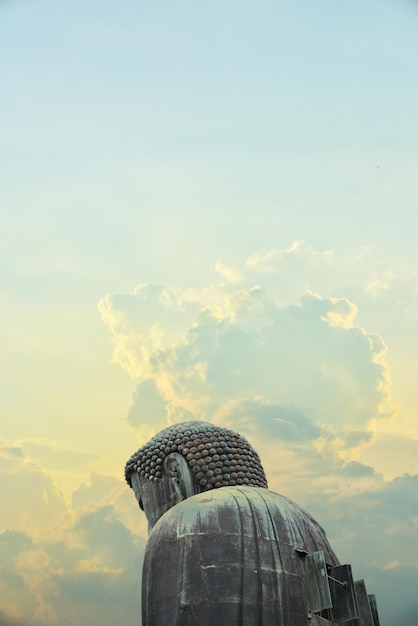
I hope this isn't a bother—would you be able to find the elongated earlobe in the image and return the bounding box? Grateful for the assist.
[164,453,196,500]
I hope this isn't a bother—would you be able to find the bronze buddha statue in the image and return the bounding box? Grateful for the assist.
[125,421,379,626]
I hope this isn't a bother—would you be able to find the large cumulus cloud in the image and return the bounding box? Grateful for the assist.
[98,267,395,465]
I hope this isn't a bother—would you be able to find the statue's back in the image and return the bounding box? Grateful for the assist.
[142,486,339,625]
[126,421,380,626]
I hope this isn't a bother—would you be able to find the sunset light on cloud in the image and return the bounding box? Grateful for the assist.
[1,0,418,624]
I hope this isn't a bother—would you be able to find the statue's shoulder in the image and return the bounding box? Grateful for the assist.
[148,485,337,563]
[142,486,339,625]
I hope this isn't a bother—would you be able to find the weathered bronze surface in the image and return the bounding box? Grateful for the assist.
[125,421,381,625]
[142,486,339,625]
[328,564,359,623]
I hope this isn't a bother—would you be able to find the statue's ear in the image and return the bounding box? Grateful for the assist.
[164,453,196,500]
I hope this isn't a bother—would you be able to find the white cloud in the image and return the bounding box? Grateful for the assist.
[214,260,242,284]
[99,268,396,464]
[246,239,334,272]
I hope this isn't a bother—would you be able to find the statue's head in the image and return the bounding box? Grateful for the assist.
[125,421,268,529]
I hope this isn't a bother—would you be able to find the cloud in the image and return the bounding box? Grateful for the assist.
[0,611,33,626]
[0,531,41,624]
[71,473,148,538]
[99,270,396,464]
[301,472,418,626]
[360,433,418,479]
[214,398,321,442]
[127,381,167,429]
[0,438,69,537]
[53,504,145,624]
[15,549,59,623]
[72,473,121,510]
[214,260,242,284]
[0,433,146,624]
[0,499,145,626]
[246,240,334,278]
[74,506,137,569]
[14,439,98,473]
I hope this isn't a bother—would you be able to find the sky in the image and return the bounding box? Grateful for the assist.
[1,0,418,624]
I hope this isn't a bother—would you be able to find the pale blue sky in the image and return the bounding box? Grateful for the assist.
[2,0,418,294]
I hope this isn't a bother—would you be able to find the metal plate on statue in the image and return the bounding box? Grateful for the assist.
[328,564,359,623]
[368,594,381,626]
[354,579,375,626]
[305,551,332,613]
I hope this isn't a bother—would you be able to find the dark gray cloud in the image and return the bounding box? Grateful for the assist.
[74,505,139,569]
[0,530,33,557]
[54,505,144,623]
